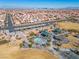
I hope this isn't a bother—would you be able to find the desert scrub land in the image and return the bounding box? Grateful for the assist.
[0,44,58,59]
[58,22,79,32]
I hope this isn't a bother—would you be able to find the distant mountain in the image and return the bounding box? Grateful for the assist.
[0,7,79,10]
[60,7,79,10]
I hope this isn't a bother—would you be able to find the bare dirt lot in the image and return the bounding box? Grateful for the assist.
[0,44,58,59]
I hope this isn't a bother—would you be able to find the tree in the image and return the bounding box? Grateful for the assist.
[28,43,32,48]
[30,32,36,36]
[19,43,24,48]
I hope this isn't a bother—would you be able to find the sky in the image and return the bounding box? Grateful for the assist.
[0,0,79,8]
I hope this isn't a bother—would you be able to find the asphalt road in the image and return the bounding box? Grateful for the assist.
[60,51,79,59]
[2,13,66,32]
[6,14,14,32]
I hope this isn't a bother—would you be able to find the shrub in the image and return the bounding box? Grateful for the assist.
[30,32,36,36]
[19,43,24,48]
[28,44,32,48]
[0,40,9,45]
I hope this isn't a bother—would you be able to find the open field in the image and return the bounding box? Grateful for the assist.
[57,22,79,48]
[58,22,79,32]
[0,44,58,59]
[11,48,58,59]
[61,35,79,48]
[0,44,19,59]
